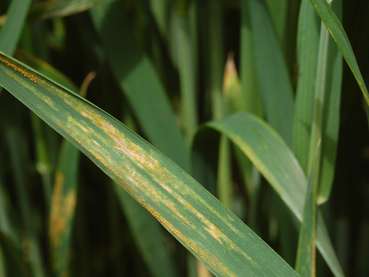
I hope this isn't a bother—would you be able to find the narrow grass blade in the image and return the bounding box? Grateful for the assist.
[91,1,189,170]
[171,7,198,140]
[318,0,343,203]
[240,0,262,117]
[0,52,297,277]
[202,113,344,277]
[114,187,178,277]
[0,0,31,55]
[216,57,239,209]
[307,23,330,178]
[296,6,334,274]
[49,141,79,276]
[309,0,369,106]
[216,136,233,209]
[239,1,262,226]
[293,0,320,172]
[239,0,263,220]
[295,141,321,276]
[248,0,294,144]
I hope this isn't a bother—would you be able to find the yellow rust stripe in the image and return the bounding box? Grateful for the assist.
[0,53,39,83]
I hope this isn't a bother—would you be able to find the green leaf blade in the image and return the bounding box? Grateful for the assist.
[309,0,369,106]
[293,0,320,172]
[0,52,297,277]
[0,0,32,55]
[205,112,344,277]
[248,0,295,144]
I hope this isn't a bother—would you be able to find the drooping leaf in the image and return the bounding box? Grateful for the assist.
[0,52,298,277]
[198,113,344,277]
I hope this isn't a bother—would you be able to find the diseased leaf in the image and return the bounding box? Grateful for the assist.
[0,52,297,277]
[49,142,79,276]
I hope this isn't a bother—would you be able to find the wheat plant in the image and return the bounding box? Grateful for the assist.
[0,0,368,276]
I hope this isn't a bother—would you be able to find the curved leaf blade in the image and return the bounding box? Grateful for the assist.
[205,113,344,277]
[0,53,297,277]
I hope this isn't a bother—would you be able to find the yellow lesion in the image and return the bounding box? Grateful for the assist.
[144,204,236,277]
[0,53,39,83]
[49,172,77,249]
[117,164,193,228]
[61,94,251,263]
[69,102,247,250]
